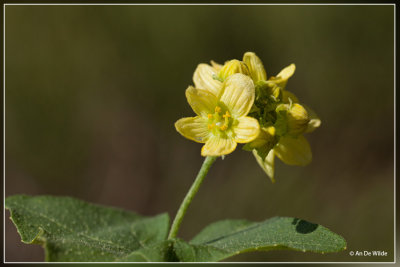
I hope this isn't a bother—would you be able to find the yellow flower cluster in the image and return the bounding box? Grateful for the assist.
[175,52,320,182]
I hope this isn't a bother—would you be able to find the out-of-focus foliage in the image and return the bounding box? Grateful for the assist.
[5,5,394,262]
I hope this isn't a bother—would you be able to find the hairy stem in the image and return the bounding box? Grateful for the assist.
[168,156,217,239]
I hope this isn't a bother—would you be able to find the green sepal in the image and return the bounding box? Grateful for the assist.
[274,108,289,136]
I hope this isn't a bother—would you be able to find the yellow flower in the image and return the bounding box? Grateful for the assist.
[250,105,321,182]
[187,52,320,179]
[241,52,321,182]
[251,127,313,183]
[175,74,260,156]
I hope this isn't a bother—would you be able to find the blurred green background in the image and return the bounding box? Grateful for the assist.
[5,5,394,262]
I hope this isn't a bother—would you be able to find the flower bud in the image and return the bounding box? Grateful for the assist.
[243,52,267,82]
[218,59,250,81]
[275,103,309,136]
[286,103,310,136]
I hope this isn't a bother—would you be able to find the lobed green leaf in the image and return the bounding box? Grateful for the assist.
[5,195,169,262]
[6,195,346,262]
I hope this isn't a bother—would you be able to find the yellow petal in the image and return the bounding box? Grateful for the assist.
[234,117,260,143]
[243,52,267,82]
[185,86,218,117]
[274,135,312,166]
[253,149,275,183]
[277,64,296,80]
[219,73,255,117]
[246,126,276,150]
[271,64,296,89]
[303,105,321,133]
[175,117,210,143]
[201,136,237,156]
[218,59,250,81]
[193,63,223,96]
[286,103,310,136]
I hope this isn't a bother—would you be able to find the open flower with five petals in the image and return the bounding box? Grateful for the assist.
[175,73,260,156]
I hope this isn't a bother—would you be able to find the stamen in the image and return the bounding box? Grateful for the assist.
[208,124,215,130]
[223,111,230,127]
[222,111,230,118]
[220,125,228,131]
[215,106,221,113]
[207,114,213,119]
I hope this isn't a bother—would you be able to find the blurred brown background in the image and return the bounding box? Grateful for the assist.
[5,5,394,262]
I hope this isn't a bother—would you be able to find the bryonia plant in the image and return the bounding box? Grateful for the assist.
[5,52,345,262]
[177,52,321,182]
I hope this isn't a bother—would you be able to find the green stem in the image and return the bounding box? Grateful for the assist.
[168,156,217,239]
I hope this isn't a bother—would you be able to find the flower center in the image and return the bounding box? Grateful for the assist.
[207,106,232,132]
